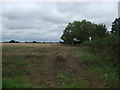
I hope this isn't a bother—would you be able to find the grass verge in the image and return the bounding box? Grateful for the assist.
[55,69,88,88]
[74,46,119,88]
[2,76,36,88]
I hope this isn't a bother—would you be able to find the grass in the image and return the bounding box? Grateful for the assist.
[89,66,118,88]
[3,58,26,67]
[80,56,95,61]
[56,70,88,88]
[3,76,36,88]
[2,43,118,88]
[56,70,72,85]
[2,45,32,52]
[74,46,119,88]
[2,43,53,88]
[57,82,88,88]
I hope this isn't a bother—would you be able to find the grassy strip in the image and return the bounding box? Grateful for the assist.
[89,66,118,88]
[55,69,88,88]
[3,76,36,88]
[74,47,119,88]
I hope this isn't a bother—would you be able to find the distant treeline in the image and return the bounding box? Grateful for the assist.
[3,40,63,43]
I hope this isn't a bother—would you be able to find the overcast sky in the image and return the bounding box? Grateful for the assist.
[2,2,118,42]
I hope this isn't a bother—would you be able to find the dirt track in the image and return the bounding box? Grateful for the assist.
[3,43,108,88]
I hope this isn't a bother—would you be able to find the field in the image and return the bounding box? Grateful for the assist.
[2,43,118,88]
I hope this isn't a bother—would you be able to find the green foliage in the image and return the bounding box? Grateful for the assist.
[57,70,72,84]
[76,47,119,88]
[56,70,88,88]
[83,35,119,66]
[82,18,119,88]
[83,35,118,49]
[111,17,120,35]
[61,20,107,44]
[89,66,118,88]
[91,24,107,40]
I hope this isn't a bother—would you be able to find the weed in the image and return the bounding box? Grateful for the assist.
[89,66,118,88]
[56,70,88,88]
[77,47,119,88]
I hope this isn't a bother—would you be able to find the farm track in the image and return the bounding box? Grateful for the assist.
[2,43,107,88]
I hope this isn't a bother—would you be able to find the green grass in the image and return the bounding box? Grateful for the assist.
[3,76,36,88]
[3,59,26,67]
[80,56,95,61]
[89,66,118,88]
[3,57,30,77]
[2,43,118,88]
[55,70,88,88]
[57,82,88,88]
[74,46,119,88]
[56,70,72,84]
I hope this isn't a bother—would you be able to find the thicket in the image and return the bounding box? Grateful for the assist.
[83,18,119,56]
[61,18,119,56]
[60,19,107,44]
[83,35,118,53]
[82,18,120,82]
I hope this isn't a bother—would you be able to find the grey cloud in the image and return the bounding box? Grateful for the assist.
[3,3,69,24]
[2,2,118,42]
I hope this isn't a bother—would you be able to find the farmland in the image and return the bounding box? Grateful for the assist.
[2,43,118,88]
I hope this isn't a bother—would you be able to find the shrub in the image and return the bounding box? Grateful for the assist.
[83,35,118,50]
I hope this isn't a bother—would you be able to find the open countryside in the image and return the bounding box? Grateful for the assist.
[2,42,119,88]
[2,2,119,88]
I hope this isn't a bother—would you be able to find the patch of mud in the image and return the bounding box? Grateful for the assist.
[55,55,66,63]
[53,53,68,71]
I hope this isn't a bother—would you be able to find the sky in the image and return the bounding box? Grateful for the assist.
[1,2,118,42]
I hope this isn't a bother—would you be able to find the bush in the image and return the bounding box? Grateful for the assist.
[83,35,118,50]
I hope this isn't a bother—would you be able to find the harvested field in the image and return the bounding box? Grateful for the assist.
[2,43,118,88]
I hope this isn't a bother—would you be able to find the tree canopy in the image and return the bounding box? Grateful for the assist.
[111,17,120,36]
[60,19,107,44]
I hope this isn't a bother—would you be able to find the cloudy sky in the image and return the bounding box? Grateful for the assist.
[1,2,118,42]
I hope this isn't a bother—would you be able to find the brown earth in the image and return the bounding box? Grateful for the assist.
[2,43,108,88]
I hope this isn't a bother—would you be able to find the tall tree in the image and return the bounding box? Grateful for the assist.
[61,23,74,44]
[91,23,107,40]
[61,20,107,44]
[111,17,120,36]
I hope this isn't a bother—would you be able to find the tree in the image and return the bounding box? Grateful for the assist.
[91,23,107,40]
[73,20,94,42]
[61,20,95,44]
[32,41,37,43]
[60,20,107,44]
[111,17,120,36]
[60,23,74,44]
[16,41,20,43]
[9,40,16,43]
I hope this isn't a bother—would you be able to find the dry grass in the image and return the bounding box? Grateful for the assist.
[2,43,109,88]
[2,43,59,47]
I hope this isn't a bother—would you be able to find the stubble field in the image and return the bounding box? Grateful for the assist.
[2,43,118,88]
